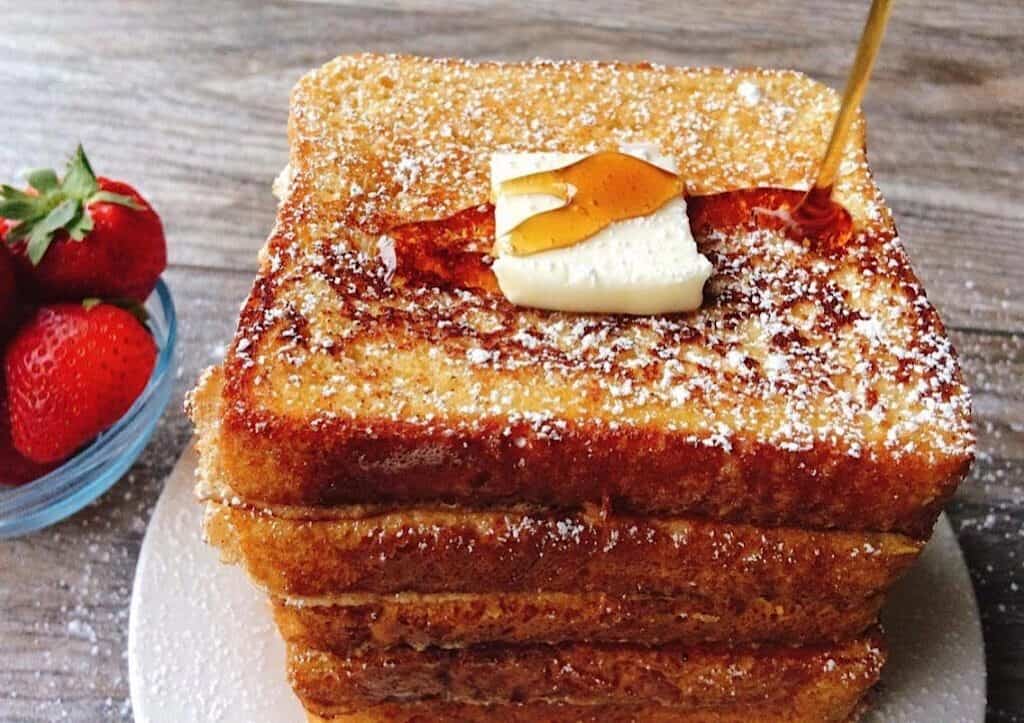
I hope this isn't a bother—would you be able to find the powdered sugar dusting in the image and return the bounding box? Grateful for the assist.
[376,234,397,283]
[220,56,971,475]
[286,55,887,234]
[231,218,973,468]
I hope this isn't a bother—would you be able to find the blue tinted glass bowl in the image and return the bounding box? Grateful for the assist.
[0,279,177,539]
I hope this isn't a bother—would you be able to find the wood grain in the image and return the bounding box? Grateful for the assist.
[0,1,1020,721]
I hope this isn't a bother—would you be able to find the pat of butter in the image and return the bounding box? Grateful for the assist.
[490,145,712,315]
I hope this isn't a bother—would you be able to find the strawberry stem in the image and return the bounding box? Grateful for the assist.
[0,145,141,265]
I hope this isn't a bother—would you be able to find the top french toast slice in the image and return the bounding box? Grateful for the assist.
[189,54,973,536]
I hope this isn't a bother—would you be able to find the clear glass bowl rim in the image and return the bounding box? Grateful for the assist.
[0,279,177,539]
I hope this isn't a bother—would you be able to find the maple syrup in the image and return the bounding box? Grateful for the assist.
[499,151,683,256]
[691,187,853,252]
[791,184,850,244]
[386,187,862,299]
[793,0,892,244]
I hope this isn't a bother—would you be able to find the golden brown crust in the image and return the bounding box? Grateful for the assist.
[282,56,885,233]
[307,701,866,723]
[190,56,974,536]
[197,293,970,537]
[308,699,866,723]
[273,591,883,651]
[203,502,920,601]
[288,630,885,712]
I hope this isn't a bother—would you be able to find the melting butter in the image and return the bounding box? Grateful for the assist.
[500,151,684,256]
[490,145,713,315]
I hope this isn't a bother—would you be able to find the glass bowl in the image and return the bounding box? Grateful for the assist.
[0,279,177,539]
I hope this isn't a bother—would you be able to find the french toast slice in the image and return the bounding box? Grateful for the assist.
[190,57,973,537]
[289,631,884,715]
[203,501,920,601]
[273,591,883,651]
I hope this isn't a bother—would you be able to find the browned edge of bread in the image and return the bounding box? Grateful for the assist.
[203,501,921,600]
[272,590,884,651]
[289,628,885,715]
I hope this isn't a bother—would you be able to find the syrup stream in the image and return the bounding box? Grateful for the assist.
[795,0,894,236]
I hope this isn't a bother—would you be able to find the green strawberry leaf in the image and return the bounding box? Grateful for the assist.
[0,198,42,221]
[61,145,99,199]
[1,184,35,199]
[25,168,59,193]
[89,190,142,210]
[26,199,78,264]
[0,146,135,263]
[65,205,94,241]
[0,184,48,221]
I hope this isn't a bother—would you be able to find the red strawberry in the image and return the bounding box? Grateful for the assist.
[0,146,166,302]
[5,301,156,464]
[0,241,18,342]
[0,217,35,306]
[0,381,56,485]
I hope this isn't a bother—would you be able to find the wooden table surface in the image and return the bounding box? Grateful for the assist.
[0,1,1020,721]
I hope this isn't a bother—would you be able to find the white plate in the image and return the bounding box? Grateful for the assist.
[129,447,986,722]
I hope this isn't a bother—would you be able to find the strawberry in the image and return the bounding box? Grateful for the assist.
[0,146,166,302]
[0,381,55,485]
[0,240,18,342]
[4,301,156,465]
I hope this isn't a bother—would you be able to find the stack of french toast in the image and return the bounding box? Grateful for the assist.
[189,55,974,722]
